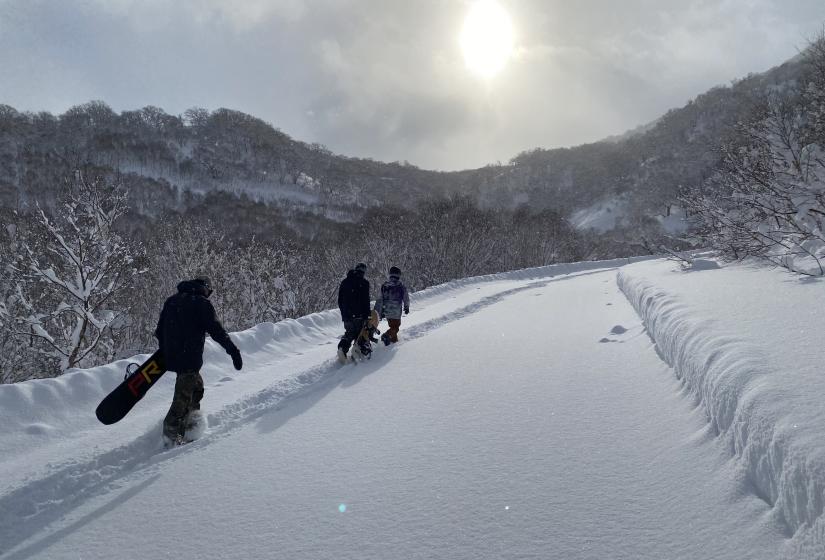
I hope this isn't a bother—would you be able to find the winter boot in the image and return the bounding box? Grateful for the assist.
[163,419,182,442]
[162,416,187,447]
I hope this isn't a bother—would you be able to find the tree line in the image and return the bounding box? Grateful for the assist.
[0,175,624,383]
[1,49,809,246]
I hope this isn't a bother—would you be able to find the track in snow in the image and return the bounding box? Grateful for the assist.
[0,267,617,557]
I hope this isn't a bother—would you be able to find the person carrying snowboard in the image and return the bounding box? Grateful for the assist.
[155,277,243,444]
[375,266,410,345]
[337,262,372,361]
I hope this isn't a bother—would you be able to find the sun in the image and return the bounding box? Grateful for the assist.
[460,0,515,79]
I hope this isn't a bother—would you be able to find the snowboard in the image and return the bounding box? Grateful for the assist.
[337,311,380,364]
[95,350,167,425]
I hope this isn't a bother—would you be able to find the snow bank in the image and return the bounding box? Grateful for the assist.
[618,260,825,555]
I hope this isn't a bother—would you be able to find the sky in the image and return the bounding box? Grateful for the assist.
[0,0,824,171]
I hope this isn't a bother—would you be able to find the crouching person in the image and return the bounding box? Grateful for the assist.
[155,277,242,444]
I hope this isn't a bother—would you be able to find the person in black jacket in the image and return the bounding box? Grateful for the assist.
[155,277,242,443]
[337,262,371,362]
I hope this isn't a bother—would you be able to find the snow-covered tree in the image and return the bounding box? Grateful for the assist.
[127,217,296,351]
[682,34,825,275]
[2,175,144,374]
[0,215,35,382]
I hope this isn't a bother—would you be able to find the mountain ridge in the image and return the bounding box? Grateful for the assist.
[0,54,807,238]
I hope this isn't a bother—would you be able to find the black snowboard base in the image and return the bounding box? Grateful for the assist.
[95,350,167,425]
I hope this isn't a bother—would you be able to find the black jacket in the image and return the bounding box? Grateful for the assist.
[155,280,238,372]
[338,270,371,321]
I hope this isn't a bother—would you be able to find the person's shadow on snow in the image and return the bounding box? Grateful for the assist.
[253,345,397,435]
[2,475,161,560]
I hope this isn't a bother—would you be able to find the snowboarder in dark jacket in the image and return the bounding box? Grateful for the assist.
[337,262,371,361]
[375,266,410,344]
[155,277,242,443]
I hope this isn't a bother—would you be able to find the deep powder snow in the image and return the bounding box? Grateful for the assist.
[0,258,815,559]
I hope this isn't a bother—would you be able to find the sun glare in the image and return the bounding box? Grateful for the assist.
[460,0,515,79]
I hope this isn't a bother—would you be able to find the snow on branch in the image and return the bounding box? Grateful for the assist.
[681,35,825,277]
[1,174,145,374]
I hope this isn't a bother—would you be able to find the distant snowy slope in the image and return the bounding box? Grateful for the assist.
[570,196,628,232]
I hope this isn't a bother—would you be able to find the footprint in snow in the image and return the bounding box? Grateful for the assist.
[599,337,616,343]
[610,325,628,335]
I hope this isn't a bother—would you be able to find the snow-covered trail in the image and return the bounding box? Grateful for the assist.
[1,267,786,560]
[0,261,634,556]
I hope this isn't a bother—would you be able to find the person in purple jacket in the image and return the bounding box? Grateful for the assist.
[374,266,410,345]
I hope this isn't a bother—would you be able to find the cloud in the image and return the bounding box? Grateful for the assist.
[0,0,823,170]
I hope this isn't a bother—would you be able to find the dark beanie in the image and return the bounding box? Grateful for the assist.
[194,277,212,291]
[193,276,213,297]
[389,266,401,276]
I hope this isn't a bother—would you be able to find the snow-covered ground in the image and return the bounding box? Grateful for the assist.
[1,256,824,559]
[619,258,825,559]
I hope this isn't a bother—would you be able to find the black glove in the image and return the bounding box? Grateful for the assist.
[230,349,243,371]
[404,307,410,315]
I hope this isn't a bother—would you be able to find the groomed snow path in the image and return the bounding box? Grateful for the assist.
[1,264,786,559]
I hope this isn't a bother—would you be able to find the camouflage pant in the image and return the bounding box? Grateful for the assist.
[163,370,204,439]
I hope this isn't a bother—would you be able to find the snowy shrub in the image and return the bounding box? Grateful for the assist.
[0,175,144,376]
[125,217,298,352]
[682,32,825,276]
[0,215,37,382]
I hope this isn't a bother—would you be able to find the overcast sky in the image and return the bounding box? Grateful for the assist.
[1,0,824,170]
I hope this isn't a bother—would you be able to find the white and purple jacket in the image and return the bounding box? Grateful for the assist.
[374,275,410,320]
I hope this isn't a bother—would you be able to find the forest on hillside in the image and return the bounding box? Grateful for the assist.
[0,176,622,382]
[1,31,823,382]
